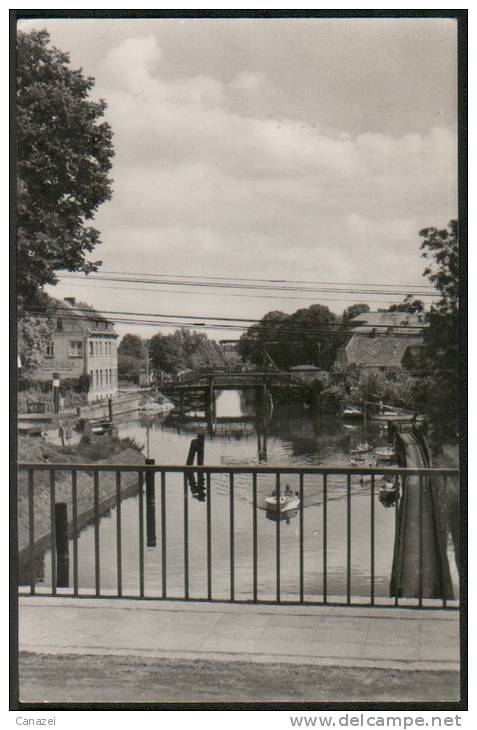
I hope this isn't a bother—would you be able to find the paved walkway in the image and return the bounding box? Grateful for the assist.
[19,596,459,671]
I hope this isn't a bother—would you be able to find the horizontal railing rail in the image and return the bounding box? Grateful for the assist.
[18,463,458,476]
[17,463,459,609]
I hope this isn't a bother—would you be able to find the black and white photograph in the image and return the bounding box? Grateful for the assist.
[12,10,466,711]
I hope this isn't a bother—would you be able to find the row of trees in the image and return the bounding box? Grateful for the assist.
[118,330,240,381]
[237,302,372,371]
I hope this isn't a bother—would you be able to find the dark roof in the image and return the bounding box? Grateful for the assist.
[348,310,426,335]
[344,334,423,367]
[50,297,118,337]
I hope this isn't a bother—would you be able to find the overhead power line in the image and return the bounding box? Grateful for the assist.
[60,272,438,298]
[24,303,427,331]
[20,307,426,338]
[93,268,434,291]
[53,279,411,306]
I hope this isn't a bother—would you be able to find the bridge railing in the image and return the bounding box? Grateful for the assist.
[17,463,459,608]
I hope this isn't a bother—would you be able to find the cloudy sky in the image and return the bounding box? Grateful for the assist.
[20,17,458,340]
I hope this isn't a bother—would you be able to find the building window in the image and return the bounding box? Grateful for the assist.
[89,341,94,357]
[56,319,63,331]
[68,341,83,358]
[45,342,54,358]
[109,368,112,385]
[90,370,94,388]
[100,369,103,387]
[95,370,98,387]
[105,369,109,386]
[99,341,103,356]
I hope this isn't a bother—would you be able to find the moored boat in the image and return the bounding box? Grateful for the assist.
[374,446,397,461]
[350,441,373,455]
[342,404,364,420]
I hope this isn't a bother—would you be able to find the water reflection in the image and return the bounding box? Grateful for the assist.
[23,390,396,598]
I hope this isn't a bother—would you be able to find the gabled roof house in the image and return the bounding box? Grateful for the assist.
[334,311,427,370]
[30,297,119,402]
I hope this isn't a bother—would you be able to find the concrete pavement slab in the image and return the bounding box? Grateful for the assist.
[19,596,460,672]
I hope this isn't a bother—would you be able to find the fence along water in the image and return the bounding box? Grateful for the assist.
[17,463,459,608]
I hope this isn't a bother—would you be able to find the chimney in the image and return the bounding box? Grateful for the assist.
[63,297,76,307]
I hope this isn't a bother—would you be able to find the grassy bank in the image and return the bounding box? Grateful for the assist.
[17,434,145,557]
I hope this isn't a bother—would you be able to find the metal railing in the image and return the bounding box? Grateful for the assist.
[17,463,459,608]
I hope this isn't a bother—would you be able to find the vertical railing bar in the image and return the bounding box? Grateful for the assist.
[370,474,375,606]
[93,471,100,597]
[347,474,351,605]
[443,475,448,608]
[419,475,423,608]
[183,473,189,599]
[50,470,57,595]
[299,472,304,603]
[229,473,235,602]
[252,473,258,603]
[394,476,399,607]
[276,473,281,603]
[28,469,35,595]
[161,471,167,598]
[323,474,327,604]
[115,471,122,598]
[138,470,145,598]
[72,470,79,596]
[206,471,212,601]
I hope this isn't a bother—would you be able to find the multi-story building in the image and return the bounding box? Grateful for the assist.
[31,297,119,402]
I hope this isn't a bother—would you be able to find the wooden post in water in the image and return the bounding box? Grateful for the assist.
[108,397,113,423]
[55,502,69,587]
[197,433,205,491]
[145,458,156,547]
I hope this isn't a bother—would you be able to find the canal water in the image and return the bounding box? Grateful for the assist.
[37,391,397,601]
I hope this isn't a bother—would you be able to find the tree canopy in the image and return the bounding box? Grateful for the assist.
[419,220,459,442]
[238,304,342,370]
[17,29,114,302]
[149,330,227,374]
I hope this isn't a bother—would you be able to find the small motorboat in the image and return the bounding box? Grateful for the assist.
[342,404,364,420]
[90,418,113,435]
[374,446,396,461]
[350,441,373,456]
[378,478,399,507]
[139,396,174,414]
[350,454,376,468]
[265,488,300,515]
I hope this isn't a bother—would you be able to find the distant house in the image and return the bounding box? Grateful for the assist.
[334,311,426,370]
[31,297,119,402]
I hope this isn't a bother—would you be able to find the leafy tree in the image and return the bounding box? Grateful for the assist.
[18,291,55,377]
[342,303,370,325]
[419,220,459,442]
[17,29,114,302]
[18,313,55,377]
[238,305,342,370]
[118,334,146,360]
[388,294,425,314]
[118,353,144,380]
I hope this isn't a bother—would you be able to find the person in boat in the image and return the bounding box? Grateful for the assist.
[284,484,292,496]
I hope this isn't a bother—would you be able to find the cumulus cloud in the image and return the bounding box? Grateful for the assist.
[91,34,457,310]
